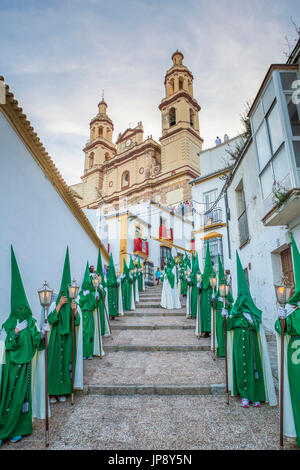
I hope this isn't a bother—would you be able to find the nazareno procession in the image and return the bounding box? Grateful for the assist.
[0,235,299,449]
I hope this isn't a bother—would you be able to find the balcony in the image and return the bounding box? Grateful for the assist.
[159,226,173,242]
[204,207,223,226]
[262,189,300,226]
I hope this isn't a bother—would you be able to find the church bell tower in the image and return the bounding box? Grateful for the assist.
[159,51,203,197]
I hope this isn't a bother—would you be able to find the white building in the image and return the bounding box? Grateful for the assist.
[0,78,109,326]
[190,136,241,271]
[224,55,300,332]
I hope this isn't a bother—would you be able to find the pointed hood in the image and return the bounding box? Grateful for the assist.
[3,246,32,331]
[231,251,262,321]
[129,255,135,271]
[56,247,72,335]
[137,256,141,269]
[288,233,300,304]
[184,253,191,269]
[190,252,200,285]
[96,249,106,286]
[81,261,92,291]
[202,241,215,289]
[107,254,117,285]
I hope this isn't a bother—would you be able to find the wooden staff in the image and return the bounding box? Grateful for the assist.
[96,295,104,358]
[197,286,201,339]
[71,306,75,405]
[44,309,49,446]
[223,298,229,405]
[99,287,112,337]
[212,287,216,360]
[279,316,286,450]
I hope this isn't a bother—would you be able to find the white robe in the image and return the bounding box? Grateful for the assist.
[160,267,181,309]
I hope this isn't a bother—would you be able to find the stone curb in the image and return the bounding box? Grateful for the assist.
[111,325,194,330]
[85,384,226,396]
[127,312,186,316]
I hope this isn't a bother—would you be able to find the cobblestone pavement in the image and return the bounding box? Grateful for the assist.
[2,285,298,450]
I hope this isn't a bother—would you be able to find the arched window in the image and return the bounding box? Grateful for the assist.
[105,152,110,161]
[89,152,94,168]
[98,126,103,137]
[168,78,175,95]
[178,77,184,90]
[190,109,194,127]
[122,171,130,189]
[188,81,193,95]
[106,128,111,141]
[91,128,95,140]
[169,107,176,127]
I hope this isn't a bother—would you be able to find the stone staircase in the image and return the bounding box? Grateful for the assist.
[83,285,226,396]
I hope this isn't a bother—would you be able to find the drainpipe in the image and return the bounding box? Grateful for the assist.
[224,190,231,259]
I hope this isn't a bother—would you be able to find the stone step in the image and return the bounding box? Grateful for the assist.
[112,324,194,330]
[107,328,202,347]
[103,345,210,352]
[115,315,193,327]
[84,350,223,387]
[127,310,186,316]
[85,384,226,396]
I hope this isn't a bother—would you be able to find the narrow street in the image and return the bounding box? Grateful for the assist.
[3,285,280,450]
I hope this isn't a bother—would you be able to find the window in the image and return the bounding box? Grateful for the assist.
[235,180,249,247]
[202,238,223,268]
[190,109,194,127]
[169,107,176,127]
[169,79,175,95]
[285,94,300,137]
[203,189,217,211]
[160,246,171,270]
[256,121,271,171]
[98,126,103,137]
[262,77,275,114]
[88,152,94,168]
[122,171,130,189]
[178,77,184,90]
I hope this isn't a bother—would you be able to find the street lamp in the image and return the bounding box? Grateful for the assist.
[219,282,230,404]
[37,281,53,448]
[209,276,217,360]
[68,278,79,405]
[274,282,292,450]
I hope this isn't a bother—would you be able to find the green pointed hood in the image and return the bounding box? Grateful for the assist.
[96,249,106,286]
[185,253,191,269]
[231,251,262,321]
[137,256,141,269]
[107,254,117,284]
[81,261,92,291]
[190,252,200,285]
[202,241,215,289]
[217,255,226,285]
[123,258,130,279]
[129,256,135,271]
[288,233,300,304]
[56,247,72,335]
[3,246,32,331]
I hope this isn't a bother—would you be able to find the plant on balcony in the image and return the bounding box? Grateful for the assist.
[272,181,290,209]
[226,101,252,162]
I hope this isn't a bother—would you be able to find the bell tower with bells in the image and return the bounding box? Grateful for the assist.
[159,50,203,187]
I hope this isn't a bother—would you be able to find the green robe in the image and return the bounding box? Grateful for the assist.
[215,295,233,357]
[180,272,187,296]
[79,291,96,358]
[227,314,266,402]
[138,273,143,291]
[47,305,80,396]
[121,277,132,311]
[0,319,44,441]
[200,287,212,332]
[275,308,300,446]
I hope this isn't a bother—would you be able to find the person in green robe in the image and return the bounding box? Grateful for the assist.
[96,249,109,334]
[47,247,80,403]
[137,256,143,292]
[275,233,300,446]
[214,255,234,357]
[188,253,201,319]
[199,242,215,336]
[121,259,132,311]
[106,254,119,318]
[227,252,267,408]
[179,257,188,297]
[0,246,46,446]
[79,262,96,359]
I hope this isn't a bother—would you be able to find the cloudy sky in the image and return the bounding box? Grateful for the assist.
[0,0,299,185]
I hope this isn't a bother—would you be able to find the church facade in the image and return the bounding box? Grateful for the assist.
[71,51,203,213]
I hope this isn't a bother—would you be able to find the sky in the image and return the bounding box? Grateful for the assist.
[0,0,299,185]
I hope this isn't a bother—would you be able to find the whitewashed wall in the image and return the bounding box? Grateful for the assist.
[226,141,300,332]
[0,110,102,326]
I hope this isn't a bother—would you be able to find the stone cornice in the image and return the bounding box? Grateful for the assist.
[159,126,204,144]
[83,138,116,154]
[116,128,143,145]
[164,67,194,85]
[90,116,114,129]
[105,141,161,169]
[0,76,109,261]
[159,91,200,111]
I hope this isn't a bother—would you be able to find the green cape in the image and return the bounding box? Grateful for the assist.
[202,242,215,290]
[56,247,72,335]
[96,249,106,287]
